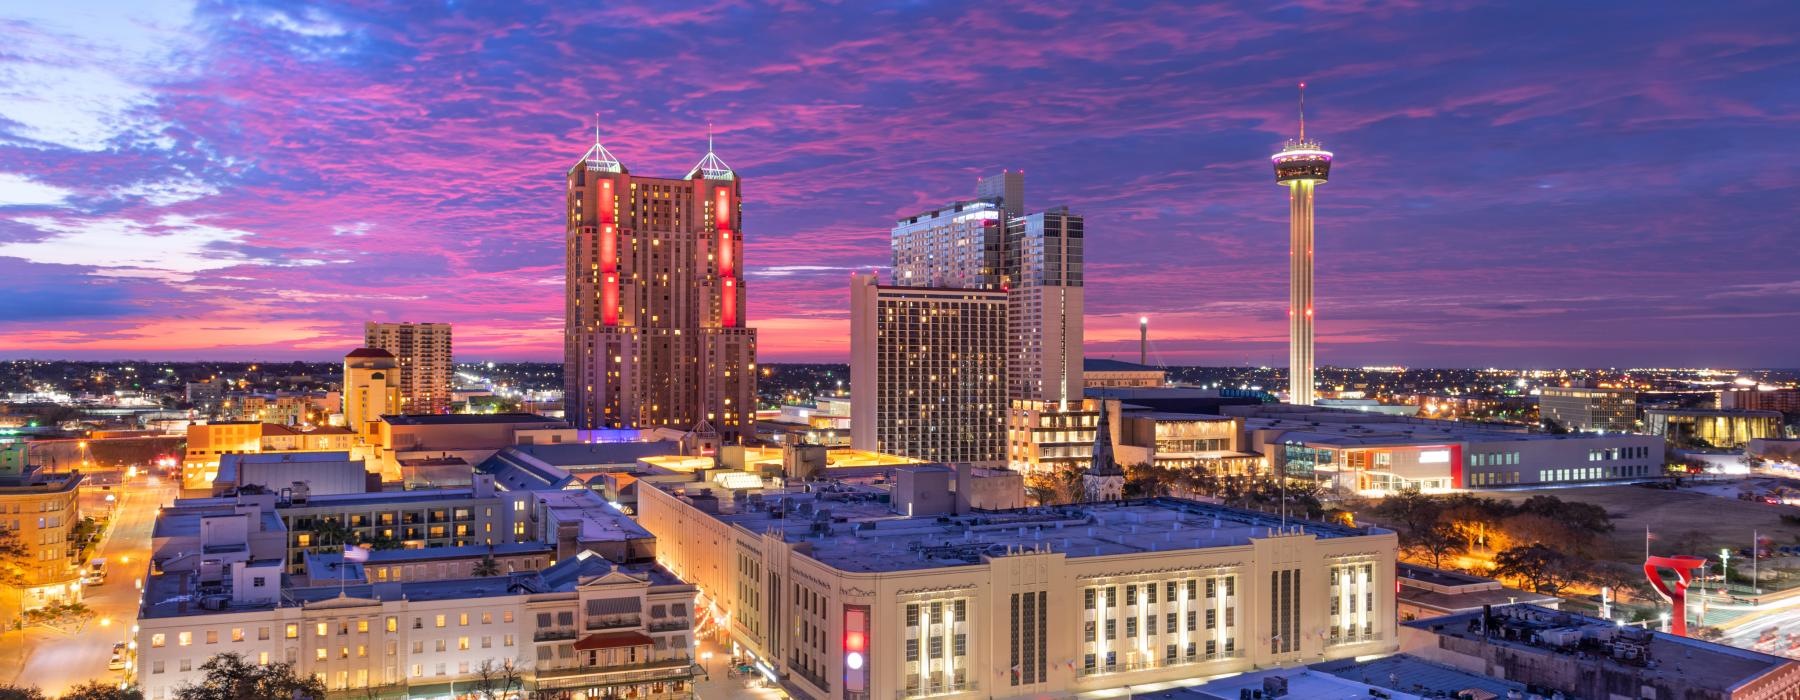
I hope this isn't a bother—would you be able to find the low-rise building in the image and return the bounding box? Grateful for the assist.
[0,457,82,611]
[1116,411,1264,477]
[1402,604,1800,700]
[213,451,371,497]
[1007,398,1101,476]
[135,551,698,700]
[1234,404,1664,494]
[1083,358,1165,389]
[182,422,358,490]
[638,477,1399,700]
[1395,563,1560,622]
[1645,408,1783,449]
[1537,384,1637,432]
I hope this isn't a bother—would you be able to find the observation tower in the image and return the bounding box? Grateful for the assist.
[1272,83,1333,406]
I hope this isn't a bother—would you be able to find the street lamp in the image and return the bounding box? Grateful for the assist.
[1718,547,1734,603]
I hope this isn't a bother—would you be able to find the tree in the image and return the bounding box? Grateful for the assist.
[0,528,30,669]
[472,555,501,577]
[173,653,325,700]
[470,659,523,700]
[59,682,143,700]
[1123,463,1167,499]
[1408,521,1466,569]
[0,686,47,700]
[1494,543,1589,594]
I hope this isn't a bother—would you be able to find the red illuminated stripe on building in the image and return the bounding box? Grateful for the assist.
[600,179,619,327]
[717,187,736,326]
[1449,443,1463,489]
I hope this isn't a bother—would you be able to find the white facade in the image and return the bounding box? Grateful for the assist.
[638,483,1399,700]
[136,555,698,700]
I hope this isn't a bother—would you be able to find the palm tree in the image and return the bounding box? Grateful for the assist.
[472,556,501,578]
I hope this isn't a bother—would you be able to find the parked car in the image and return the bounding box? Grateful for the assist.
[108,642,128,670]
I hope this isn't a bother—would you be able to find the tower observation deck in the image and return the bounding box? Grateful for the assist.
[1272,84,1333,406]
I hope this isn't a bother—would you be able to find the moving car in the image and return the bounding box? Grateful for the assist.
[108,642,128,670]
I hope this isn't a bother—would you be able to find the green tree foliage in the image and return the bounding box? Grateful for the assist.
[0,686,47,700]
[58,682,143,700]
[1494,543,1590,594]
[173,653,325,700]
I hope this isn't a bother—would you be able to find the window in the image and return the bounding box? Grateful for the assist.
[316,648,327,661]
[316,623,328,637]
[151,634,165,648]
[231,628,244,642]
[357,620,369,633]
[435,614,446,628]
[458,637,470,650]
[178,632,191,646]
[459,613,469,626]
[286,624,298,639]
[386,616,398,633]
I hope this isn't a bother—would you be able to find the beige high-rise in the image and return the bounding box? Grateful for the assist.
[563,130,756,440]
[363,321,453,415]
[343,348,402,441]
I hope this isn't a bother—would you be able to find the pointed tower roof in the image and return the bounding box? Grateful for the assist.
[575,113,624,174]
[686,123,735,181]
[1087,400,1124,477]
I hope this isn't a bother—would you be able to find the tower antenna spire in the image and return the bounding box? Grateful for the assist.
[707,122,714,153]
[1298,82,1307,141]
[594,112,600,147]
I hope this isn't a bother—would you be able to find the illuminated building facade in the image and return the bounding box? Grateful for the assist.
[850,274,1007,463]
[1538,384,1637,432]
[1005,207,1084,404]
[563,129,757,441]
[0,459,82,611]
[363,321,454,415]
[343,348,402,444]
[638,480,1398,700]
[1645,408,1782,449]
[1272,85,1332,406]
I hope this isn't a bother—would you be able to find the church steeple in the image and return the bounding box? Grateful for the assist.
[1083,400,1125,501]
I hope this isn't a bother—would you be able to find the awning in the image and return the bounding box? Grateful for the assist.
[574,631,654,652]
[586,597,642,615]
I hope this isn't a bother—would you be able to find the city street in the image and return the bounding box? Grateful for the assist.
[6,473,175,695]
[691,637,789,700]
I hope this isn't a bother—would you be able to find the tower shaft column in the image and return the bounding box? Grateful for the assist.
[1288,180,1316,406]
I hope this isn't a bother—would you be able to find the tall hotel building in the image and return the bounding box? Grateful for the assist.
[363,321,453,415]
[850,273,1008,464]
[564,129,757,440]
[858,172,1087,466]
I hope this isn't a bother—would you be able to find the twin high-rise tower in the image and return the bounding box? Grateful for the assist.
[563,125,757,440]
[1272,84,1333,406]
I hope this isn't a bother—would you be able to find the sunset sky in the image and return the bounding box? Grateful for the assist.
[0,1,1795,367]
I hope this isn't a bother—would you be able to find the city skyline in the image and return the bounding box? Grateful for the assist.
[0,3,1796,367]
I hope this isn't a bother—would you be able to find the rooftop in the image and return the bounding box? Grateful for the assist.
[1312,653,1524,699]
[535,489,654,543]
[344,347,394,359]
[1235,404,1662,447]
[512,441,682,467]
[142,551,683,620]
[659,483,1377,573]
[380,413,565,427]
[1407,604,1793,690]
[1083,358,1161,372]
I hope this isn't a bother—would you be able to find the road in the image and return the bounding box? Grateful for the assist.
[6,473,175,695]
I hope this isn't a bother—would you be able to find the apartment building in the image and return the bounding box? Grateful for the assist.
[638,478,1399,699]
[1538,384,1637,432]
[364,322,455,415]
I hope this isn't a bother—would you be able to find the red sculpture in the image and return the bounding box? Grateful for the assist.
[1644,554,1707,637]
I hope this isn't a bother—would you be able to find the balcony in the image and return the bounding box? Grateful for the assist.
[586,615,642,631]
[648,620,689,633]
[533,658,695,689]
[1327,631,1379,647]
[534,627,579,642]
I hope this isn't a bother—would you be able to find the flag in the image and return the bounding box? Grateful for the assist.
[343,545,370,563]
